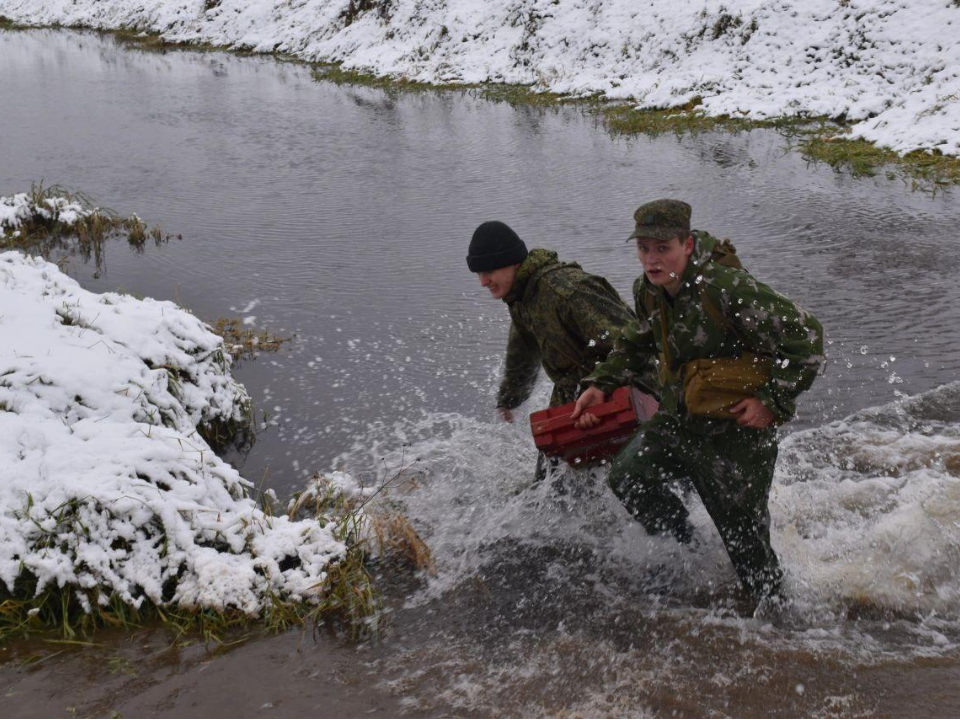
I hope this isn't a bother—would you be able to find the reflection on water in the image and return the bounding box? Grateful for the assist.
[3,27,960,718]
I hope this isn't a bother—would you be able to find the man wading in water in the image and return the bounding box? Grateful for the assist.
[571,200,824,607]
[466,220,635,481]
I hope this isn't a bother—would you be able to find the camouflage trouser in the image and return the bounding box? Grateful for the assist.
[607,413,783,600]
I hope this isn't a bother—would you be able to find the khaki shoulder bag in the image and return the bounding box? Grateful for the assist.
[654,283,772,420]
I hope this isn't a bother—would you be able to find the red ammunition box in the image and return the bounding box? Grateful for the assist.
[529,387,659,466]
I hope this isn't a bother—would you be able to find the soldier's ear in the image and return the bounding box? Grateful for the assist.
[682,234,694,256]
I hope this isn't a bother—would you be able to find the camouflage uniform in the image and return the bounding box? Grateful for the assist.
[497,248,636,410]
[585,212,824,600]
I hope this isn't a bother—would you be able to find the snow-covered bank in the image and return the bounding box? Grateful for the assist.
[0,251,347,617]
[0,0,957,157]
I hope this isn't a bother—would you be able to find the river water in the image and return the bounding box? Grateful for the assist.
[3,27,960,717]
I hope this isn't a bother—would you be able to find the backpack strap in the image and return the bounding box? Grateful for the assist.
[699,282,732,336]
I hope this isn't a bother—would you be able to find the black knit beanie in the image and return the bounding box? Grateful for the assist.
[466,221,528,273]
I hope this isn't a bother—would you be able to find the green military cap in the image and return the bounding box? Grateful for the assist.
[628,199,692,241]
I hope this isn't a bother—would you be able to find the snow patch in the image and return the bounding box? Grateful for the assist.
[0,251,347,615]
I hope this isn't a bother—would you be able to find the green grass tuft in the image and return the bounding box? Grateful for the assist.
[310,64,591,108]
[797,133,960,193]
[600,97,820,137]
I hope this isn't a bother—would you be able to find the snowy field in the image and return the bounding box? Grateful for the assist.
[0,238,348,616]
[0,0,957,157]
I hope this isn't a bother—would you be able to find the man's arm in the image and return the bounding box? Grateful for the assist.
[718,275,825,423]
[496,321,542,411]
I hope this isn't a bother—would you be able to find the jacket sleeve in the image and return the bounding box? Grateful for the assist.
[496,321,542,409]
[581,312,659,396]
[720,276,825,422]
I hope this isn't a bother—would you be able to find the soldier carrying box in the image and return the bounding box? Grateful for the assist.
[572,199,825,607]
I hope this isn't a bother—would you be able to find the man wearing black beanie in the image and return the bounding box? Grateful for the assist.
[467,220,635,431]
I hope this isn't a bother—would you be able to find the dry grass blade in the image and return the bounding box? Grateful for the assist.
[368,510,436,574]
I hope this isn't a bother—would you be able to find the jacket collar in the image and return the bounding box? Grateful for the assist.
[503,248,560,305]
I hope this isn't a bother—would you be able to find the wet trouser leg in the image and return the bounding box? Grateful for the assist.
[607,415,782,600]
[607,416,694,543]
[687,424,783,600]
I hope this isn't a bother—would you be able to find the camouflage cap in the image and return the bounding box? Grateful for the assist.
[628,199,692,241]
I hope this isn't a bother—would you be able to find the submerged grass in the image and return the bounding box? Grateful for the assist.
[603,103,959,193]
[109,27,269,58]
[291,465,436,576]
[312,63,960,192]
[310,64,580,108]
[368,511,436,575]
[0,15,17,30]
[210,317,290,362]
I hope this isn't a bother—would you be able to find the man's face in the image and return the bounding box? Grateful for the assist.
[636,235,694,295]
[478,265,519,300]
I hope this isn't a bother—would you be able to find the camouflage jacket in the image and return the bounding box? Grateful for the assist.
[583,232,824,428]
[498,249,635,409]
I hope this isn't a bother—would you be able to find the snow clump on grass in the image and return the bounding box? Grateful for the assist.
[0,251,352,631]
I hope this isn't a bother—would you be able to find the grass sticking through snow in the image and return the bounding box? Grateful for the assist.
[1,466,432,644]
[0,492,378,644]
[1,183,175,274]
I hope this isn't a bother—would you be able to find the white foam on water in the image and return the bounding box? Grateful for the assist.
[337,379,733,604]
[334,382,960,714]
[776,382,960,616]
[344,381,960,617]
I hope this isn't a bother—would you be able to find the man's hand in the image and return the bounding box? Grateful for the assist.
[730,398,775,429]
[498,407,514,423]
[571,387,606,429]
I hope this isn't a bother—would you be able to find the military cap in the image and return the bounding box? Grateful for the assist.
[628,199,692,241]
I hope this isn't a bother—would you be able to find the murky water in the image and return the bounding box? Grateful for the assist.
[3,28,960,717]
